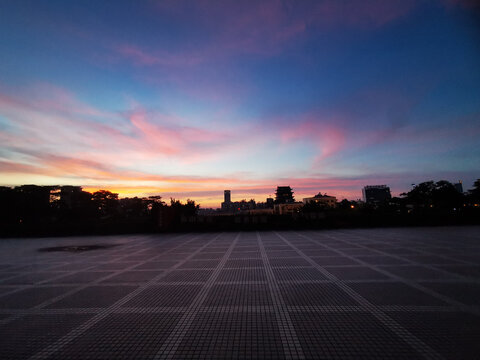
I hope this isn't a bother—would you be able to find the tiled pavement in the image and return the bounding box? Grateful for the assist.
[0,227,479,359]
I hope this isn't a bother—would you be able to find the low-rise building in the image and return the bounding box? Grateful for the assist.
[274,202,303,215]
[303,193,337,208]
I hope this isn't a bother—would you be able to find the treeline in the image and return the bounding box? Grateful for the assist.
[0,185,197,237]
[295,179,480,229]
[173,180,480,231]
[0,179,479,236]
[334,179,479,214]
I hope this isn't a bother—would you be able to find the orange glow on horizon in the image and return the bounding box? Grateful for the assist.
[82,186,225,207]
[81,186,361,209]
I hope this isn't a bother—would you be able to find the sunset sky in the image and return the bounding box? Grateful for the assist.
[0,0,479,207]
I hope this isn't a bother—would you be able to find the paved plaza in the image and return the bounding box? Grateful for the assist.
[0,227,479,359]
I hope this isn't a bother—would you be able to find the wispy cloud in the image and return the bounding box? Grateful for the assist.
[113,0,417,71]
[0,80,478,207]
[0,83,241,168]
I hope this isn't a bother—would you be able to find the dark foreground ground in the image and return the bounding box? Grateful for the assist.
[0,227,479,359]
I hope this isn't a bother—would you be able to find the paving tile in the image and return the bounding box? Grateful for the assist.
[438,265,480,279]
[300,249,340,257]
[124,285,202,307]
[48,271,114,284]
[266,250,299,258]
[355,255,409,265]
[312,256,360,266]
[388,311,480,359]
[134,260,179,270]
[269,258,311,267]
[155,253,190,261]
[0,272,20,280]
[204,284,272,306]
[102,271,162,283]
[0,228,479,359]
[280,283,358,306]
[55,313,183,359]
[379,265,455,280]
[161,270,213,283]
[0,264,14,271]
[0,314,92,359]
[291,311,421,359]
[273,267,327,281]
[419,282,480,306]
[173,311,285,359]
[47,286,137,308]
[52,263,96,271]
[324,266,389,280]
[217,268,267,282]
[1,272,68,284]
[179,260,219,269]
[349,282,447,306]
[0,287,74,309]
[92,262,137,271]
[402,255,461,265]
[191,252,225,260]
[224,259,264,268]
[339,248,377,256]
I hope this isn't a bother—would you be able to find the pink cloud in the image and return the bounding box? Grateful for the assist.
[0,151,260,186]
[0,83,114,120]
[266,110,349,163]
[0,83,241,168]
[126,108,238,164]
[129,111,182,155]
[260,93,480,170]
[281,120,347,161]
[0,160,46,175]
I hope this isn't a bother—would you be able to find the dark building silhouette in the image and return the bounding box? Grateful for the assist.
[275,186,294,204]
[221,190,256,213]
[254,197,274,210]
[362,185,391,204]
[224,190,231,203]
[221,190,232,211]
[266,197,274,208]
[454,181,463,193]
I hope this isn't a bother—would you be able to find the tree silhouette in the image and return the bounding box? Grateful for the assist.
[93,190,119,217]
[432,180,463,209]
[403,181,463,209]
[403,181,435,207]
[467,179,480,204]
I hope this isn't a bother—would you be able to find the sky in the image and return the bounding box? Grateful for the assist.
[0,0,479,208]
